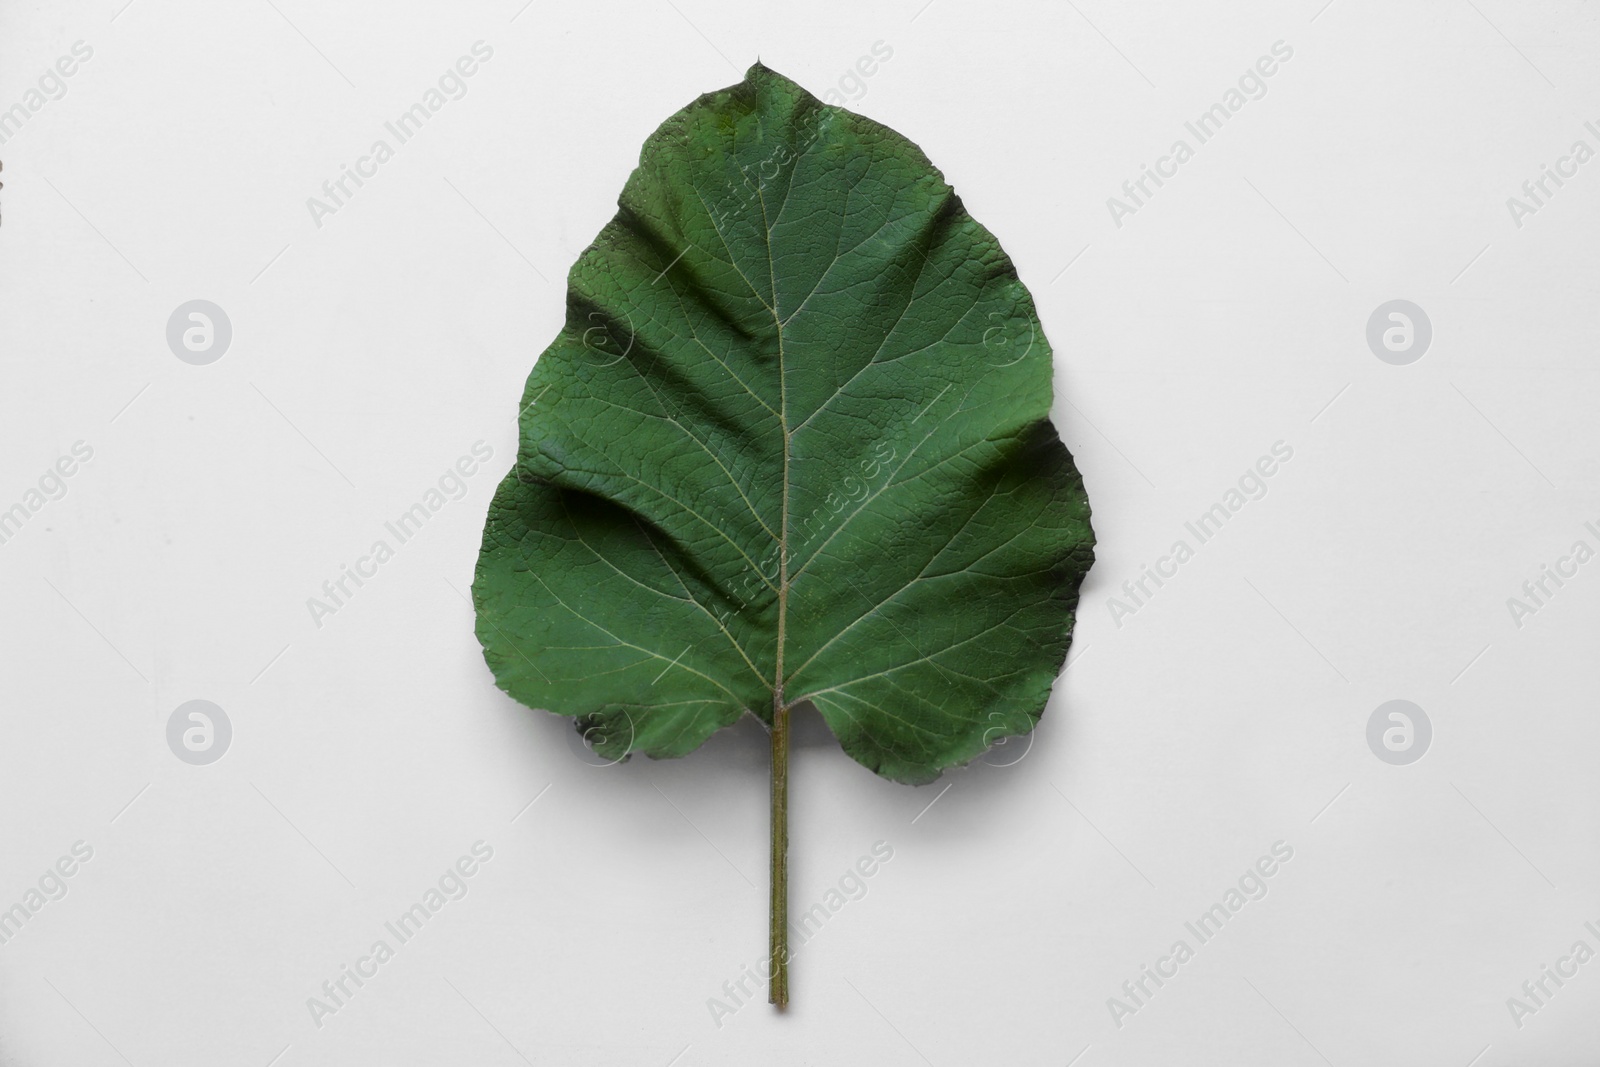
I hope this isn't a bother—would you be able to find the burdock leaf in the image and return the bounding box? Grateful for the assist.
[472,62,1093,1003]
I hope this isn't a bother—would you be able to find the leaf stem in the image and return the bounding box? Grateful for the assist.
[769,697,790,1007]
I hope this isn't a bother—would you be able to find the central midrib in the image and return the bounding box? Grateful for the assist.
[758,180,791,717]
[774,309,789,712]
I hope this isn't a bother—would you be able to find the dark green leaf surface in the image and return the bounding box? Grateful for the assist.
[473,63,1093,785]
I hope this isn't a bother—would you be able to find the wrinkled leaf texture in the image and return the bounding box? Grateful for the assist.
[474,63,1093,785]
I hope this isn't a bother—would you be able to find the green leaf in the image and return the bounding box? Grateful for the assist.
[472,63,1093,786]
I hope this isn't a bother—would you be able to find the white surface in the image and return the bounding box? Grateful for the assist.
[2,1,1597,1064]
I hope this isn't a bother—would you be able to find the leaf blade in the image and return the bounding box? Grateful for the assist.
[473,63,1093,782]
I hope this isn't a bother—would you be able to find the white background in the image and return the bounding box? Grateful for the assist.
[2,0,1597,1064]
